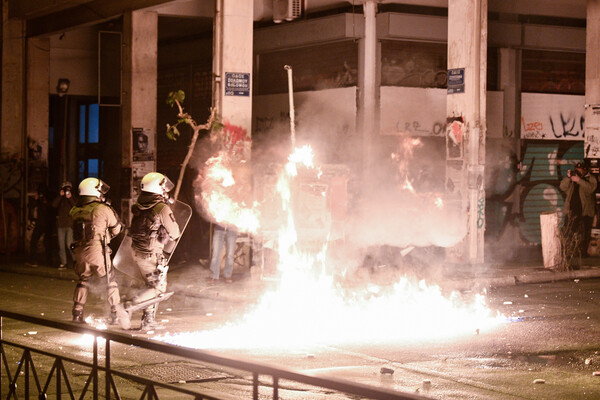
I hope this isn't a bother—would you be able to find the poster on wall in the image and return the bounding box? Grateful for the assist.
[132,127,155,162]
[521,93,585,140]
[132,127,155,197]
[584,104,600,162]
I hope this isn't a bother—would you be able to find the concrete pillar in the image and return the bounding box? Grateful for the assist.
[498,47,522,224]
[584,0,600,162]
[122,10,158,198]
[498,48,521,152]
[1,4,24,157]
[27,37,50,164]
[359,0,379,175]
[214,0,253,160]
[446,0,488,264]
[586,1,600,102]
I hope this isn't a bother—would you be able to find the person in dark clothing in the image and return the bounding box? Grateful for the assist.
[52,181,75,269]
[559,162,598,258]
[26,185,53,267]
[127,172,180,331]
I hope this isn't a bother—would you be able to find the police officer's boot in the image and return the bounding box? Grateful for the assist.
[72,308,85,324]
[108,306,119,325]
[140,309,164,332]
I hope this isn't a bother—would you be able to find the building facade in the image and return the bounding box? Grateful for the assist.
[0,0,592,265]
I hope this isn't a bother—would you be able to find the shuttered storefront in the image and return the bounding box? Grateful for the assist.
[519,141,584,244]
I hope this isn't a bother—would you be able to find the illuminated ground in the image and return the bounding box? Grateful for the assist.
[1,268,600,399]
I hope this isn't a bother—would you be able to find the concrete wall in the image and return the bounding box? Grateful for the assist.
[49,26,97,97]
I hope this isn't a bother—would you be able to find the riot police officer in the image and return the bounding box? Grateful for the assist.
[70,177,123,323]
[128,172,180,331]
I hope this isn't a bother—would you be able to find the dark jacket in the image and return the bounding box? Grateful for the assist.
[559,173,597,217]
[52,193,75,228]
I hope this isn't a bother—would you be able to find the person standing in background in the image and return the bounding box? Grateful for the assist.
[560,162,598,259]
[26,184,52,267]
[52,181,75,269]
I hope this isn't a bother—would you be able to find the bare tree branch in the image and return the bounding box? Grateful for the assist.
[171,102,217,202]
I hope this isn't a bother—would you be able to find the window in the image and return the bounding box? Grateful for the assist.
[79,104,100,144]
[77,103,102,181]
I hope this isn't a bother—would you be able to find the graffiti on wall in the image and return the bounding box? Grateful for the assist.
[477,194,485,230]
[215,121,252,162]
[381,41,447,88]
[521,93,585,140]
[380,87,504,138]
[0,153,24,253]
[380,87,447,136]
[487,141,583,245]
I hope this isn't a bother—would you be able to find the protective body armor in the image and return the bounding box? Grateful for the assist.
[71,196,107,242]
[130,195,169,253]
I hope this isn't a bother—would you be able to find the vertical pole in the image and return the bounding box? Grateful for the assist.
[62,96,69,182]
[57,359,62,398]
[218,0,253,160]
[585,0,600,172]
[273,376,279,399]
[212,0,223,114]
[105,339,111,400]
[361,0,378,175]
[93,337,98,400]
[24,350,29,398]
[0,316,2,399]
[284,65,296,149]
[252,372,259,400]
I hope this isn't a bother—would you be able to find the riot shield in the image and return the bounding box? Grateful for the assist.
[113,200,193,282]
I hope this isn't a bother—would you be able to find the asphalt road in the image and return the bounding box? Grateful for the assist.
[1,271,600,399]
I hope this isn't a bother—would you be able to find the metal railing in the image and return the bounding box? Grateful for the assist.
[0,309,429,400]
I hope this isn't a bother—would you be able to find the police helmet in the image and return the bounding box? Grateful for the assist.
[140,172,174,196]
[79,177,110,197]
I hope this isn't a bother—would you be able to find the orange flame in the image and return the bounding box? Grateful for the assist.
[200,152,259,234]
[159,145,503,349]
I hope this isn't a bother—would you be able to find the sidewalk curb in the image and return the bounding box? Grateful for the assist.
[446,266,600,292]
[0,264,78,281]
[2,263,600,299]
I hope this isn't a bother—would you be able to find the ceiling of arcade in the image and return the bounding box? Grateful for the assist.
[10,0,587,39]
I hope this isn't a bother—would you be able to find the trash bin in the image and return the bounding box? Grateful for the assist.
[540,210,561,270]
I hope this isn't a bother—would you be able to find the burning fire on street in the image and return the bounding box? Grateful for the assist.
[156,144,504,350]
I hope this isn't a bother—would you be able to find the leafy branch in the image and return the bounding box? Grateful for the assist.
[166,90,221,201]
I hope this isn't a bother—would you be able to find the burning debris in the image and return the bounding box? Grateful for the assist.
[155,144,503,350]
[196,152,259,234]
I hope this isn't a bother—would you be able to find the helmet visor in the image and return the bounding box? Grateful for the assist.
[161,176,175,193]
[96,179,110,195]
